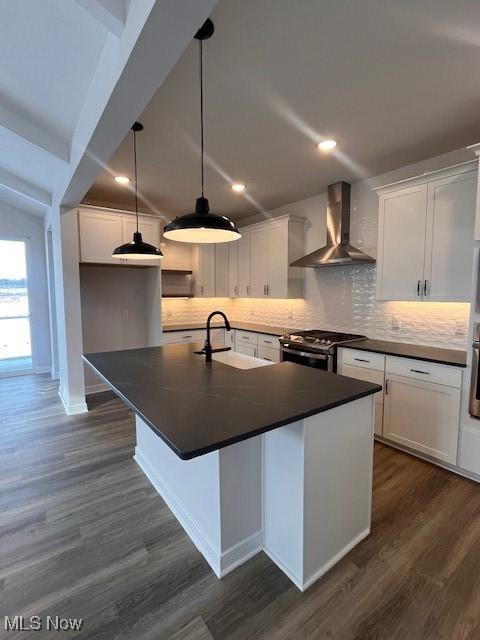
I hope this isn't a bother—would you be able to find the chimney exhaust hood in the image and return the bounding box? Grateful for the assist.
[290,181,375,268]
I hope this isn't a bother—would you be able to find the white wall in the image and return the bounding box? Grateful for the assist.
[163,147,474,351]
[0,203,51,372]
[80,265,150,391]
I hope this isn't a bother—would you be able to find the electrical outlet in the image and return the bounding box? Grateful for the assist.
[288,310,294,320]
[392,316,401,330]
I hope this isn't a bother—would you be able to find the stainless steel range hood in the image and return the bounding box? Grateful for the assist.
[290,181,375,268]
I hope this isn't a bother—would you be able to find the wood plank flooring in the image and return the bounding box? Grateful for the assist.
[1,374,480,639]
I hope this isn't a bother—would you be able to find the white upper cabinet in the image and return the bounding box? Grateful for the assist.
[160,237,192,271]
[238,231,251,297]
[215,244,230,298]
[424,172,477,302]
[250,226,268,297]
[79,209,124,264]
[377,184,428,301]
[246,216,304,299]
[194,245,216,297]
[376,167,477,302]
[78,207,161,266]
[228,241,239,297]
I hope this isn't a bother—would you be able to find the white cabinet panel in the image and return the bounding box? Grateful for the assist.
[383,374,460,464]
[257,345,280,363]
[160,238,192,271]
[258,334,280,348]
[215,244,229,298]
[340,363,384,436]
[228,241,239,297]
[250,227,268,298]
[79,210,123,264]
[194,245,216,297]
[267,221,288,298]
[385,355,462,388]
[424,171,476,302]
[341,349,385,372]
[235,342,256,358]
[377,184,428,301]
[238,231,251,297]
[163,329,204,344]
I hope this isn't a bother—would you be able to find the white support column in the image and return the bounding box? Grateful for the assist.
[263,395,374,591]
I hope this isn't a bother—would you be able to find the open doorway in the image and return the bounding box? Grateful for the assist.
[0,238,32,375]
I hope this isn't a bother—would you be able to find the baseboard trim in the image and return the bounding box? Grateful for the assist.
[134,448,222,576]
[34,365,51,374]
[265,527,370,592]
[375,436,480,484]
[58,388,88,415]
[135,448,263,578]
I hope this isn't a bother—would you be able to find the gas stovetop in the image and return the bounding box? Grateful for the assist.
[279,330,367,353]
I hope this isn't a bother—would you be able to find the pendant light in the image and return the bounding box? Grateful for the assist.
[163,19,241,244]
[112,122,163,260]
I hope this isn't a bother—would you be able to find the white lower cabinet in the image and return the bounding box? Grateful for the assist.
[338,349,462,468]
[162,328,225,345]
[236,342,257,358]
[257,345,281,363]
[383,373,461,465]
[340,363,384,436]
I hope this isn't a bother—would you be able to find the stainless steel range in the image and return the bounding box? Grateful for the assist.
[279,330,367,372]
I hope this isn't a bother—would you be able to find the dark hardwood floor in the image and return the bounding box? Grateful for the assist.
[1,374,480,639]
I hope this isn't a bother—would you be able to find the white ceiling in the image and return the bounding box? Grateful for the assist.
[0,0,124,215]
[84,0,480,221]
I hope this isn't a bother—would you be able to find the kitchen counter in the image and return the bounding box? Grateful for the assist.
[341,338,467,368]
[83,342,380,460]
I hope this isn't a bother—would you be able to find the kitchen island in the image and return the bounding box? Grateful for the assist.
[84,343,381,591]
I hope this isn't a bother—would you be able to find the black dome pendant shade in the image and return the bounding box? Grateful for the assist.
[163,19,241,244]
[112,122,163,260]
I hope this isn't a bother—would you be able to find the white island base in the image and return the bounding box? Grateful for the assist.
[134,353,374,591]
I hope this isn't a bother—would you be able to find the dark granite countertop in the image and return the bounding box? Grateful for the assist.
[340,339,467,368]
[83,343,380,460]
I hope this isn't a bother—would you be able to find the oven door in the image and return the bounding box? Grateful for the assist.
[281,346,332,371]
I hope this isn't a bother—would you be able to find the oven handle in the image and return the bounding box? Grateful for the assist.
[282,347,328,361]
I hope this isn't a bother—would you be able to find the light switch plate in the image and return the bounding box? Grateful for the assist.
[392,316,401,330]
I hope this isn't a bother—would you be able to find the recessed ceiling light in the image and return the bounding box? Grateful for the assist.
[231,183,246,193]
[317,139,337,152]
[114,175,130,185]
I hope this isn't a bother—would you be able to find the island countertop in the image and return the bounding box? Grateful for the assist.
[83,343,381,460]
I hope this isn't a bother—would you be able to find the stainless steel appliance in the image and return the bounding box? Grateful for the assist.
[469,323,480,418]
[279,330,367,372]
[290,182,375,268]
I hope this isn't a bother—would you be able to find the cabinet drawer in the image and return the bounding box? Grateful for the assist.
[341,364,384,406]
[258,334,280,348]
[257,345,281,363]
[163,329,204,344]
[386,356,462,389]
[236,331,259,345]
[342,349,385,372]
[236,342,256,358]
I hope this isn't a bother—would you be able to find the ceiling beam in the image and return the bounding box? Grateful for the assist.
[0,167,51,208]
[74,0,126,37]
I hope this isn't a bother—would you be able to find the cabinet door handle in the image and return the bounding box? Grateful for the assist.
[235,285,238,296]
[385,379,389,395]
[424,280,429,296]
[264,340,272,344]
[247,285,251,296]
[267,284,269,295]
[354,357,370,363]
[417,280,422,296]
[243,336,250,340]
[264,357,272,361]
[411,368,430,375]
[201,285,204,296]
[182,335,193,339]
[263,284,267,295]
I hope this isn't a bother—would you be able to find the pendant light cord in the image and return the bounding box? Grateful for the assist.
[199,38,205,199]
[133,127,139,233]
